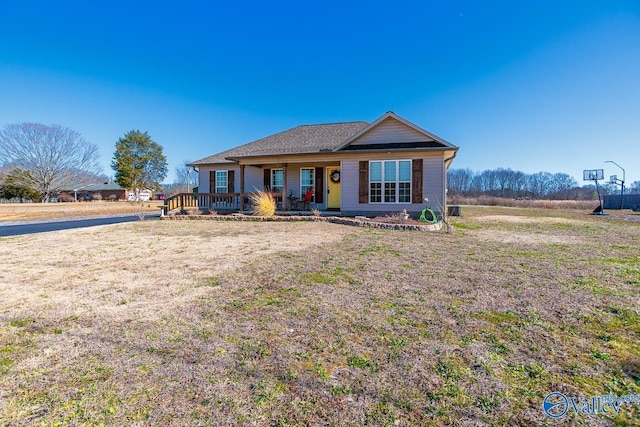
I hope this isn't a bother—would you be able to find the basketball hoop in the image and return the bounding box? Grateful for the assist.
[583,169,605,215]
[583,169,604,181]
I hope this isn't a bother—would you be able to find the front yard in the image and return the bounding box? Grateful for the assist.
[0,207,638,425]
[0,201,162,222]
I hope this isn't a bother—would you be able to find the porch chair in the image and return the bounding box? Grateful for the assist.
[300,188,315,211]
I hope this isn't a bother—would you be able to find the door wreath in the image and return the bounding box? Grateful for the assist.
[329,170,341,184]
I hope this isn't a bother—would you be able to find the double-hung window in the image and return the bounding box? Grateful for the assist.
[369,160,411,203]
[271,169,283,193]
[300,168,314,198]
[215,171,228,193]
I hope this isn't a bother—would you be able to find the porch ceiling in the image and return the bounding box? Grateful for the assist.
[234,153,343,166]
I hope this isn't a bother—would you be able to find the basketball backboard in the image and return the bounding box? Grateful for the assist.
[583,169,604,181]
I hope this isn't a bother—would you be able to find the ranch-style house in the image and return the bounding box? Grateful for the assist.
[182,111,458,217]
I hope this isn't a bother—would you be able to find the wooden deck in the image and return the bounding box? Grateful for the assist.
[164,192,286,213]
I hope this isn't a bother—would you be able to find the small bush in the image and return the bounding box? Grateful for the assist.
[108,194,117,202]
[248,190,276,217]
[311,208,321,217]
[58,194,75,202]
[91,193,102,201]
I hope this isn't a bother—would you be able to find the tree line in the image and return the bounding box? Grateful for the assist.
[448,168,640,199]
[0,123,168,202]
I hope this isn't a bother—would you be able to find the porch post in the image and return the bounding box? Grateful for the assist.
[282,163,288,211]
[239,164,245,211]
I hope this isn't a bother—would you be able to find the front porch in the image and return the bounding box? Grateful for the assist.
[179,160,342,214]
[163,191,329,215]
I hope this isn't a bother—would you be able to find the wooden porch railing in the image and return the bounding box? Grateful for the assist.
[165,193,241,212]
[165,192,285,213]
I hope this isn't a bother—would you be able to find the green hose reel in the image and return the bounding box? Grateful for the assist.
[419,207,438,223]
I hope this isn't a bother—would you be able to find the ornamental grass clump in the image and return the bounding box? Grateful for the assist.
[249,190,276,217]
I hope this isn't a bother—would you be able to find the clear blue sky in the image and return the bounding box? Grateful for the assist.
[1,1,639,185]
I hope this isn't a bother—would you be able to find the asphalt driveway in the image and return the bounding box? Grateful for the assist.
[0,214,159,237]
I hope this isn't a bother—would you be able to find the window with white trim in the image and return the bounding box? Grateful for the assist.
[369,160,411,203]
[271,169,283,193]
[300,168,314,198]
[215,170,228,193]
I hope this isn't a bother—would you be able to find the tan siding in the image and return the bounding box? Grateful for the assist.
[284,164,324,198]
[199,152,447,214]
[198,166,243,192]
[288,167,301,198]
[341,160,360,211]
[349,117,431,146]
[341,153,444,214]
[243,166,263,193]
[288,164,327,207]
[422,155,445,207]
[240,164,325,203]
[198,167,211,192]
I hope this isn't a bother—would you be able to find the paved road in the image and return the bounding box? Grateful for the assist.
[0,214,159,237]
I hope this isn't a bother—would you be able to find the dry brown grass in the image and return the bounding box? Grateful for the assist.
[0,201,162,222]
[1,208,639,425]
[449,196,601,210]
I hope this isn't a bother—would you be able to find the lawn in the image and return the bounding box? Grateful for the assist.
[0,207,638,425]
[0,201,161,222]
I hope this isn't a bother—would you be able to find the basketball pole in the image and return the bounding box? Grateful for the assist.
[594,177,603,214]
[584,169,605,215]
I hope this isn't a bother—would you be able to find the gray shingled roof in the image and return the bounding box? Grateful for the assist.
[59,183,126,191]
[190,121,369,165]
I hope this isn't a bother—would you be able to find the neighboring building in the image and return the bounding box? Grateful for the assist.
[58,183,157,202]
[127,190,153,201]
[58,182,128,201]
[189,112,458,216]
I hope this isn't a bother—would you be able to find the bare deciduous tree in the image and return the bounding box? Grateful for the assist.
[447,168,475,195]
[628,181,640,194]
[173,160,194,193]
[448,167,580,199]
[0,123,101,202]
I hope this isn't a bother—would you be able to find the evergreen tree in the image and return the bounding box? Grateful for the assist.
[111,130,168,194]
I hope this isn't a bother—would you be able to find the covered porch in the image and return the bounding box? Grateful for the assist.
[163,191,320,214]
[165,160,342,214]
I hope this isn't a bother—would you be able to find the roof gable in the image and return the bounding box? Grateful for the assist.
[334,112,457,152]
[190,112,458,166]
[190,121,368,166]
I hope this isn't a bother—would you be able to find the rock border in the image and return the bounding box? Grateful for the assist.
[162,214,443,231]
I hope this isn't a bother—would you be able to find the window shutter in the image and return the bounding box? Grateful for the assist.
[263,168,271,190]
[209,171,216,193]
[412,159,423,203]
[314,167,324,203]
[227,170,235,193]
[359,161,369,204]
